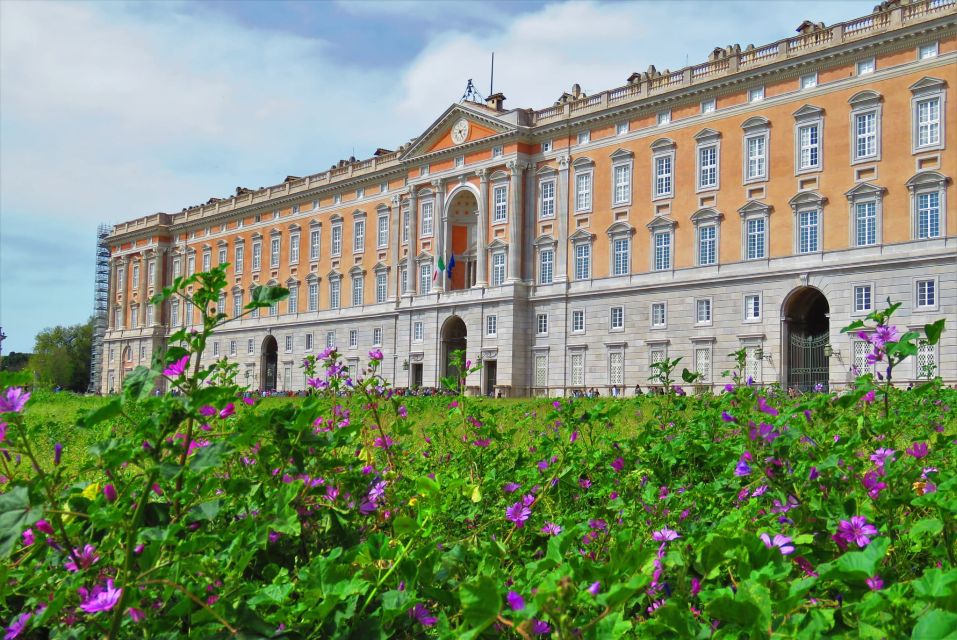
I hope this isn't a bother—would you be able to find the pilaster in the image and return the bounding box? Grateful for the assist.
[555,155,570,282]
[475,169,489,288]
[506,161,525,283]
[405,190,418,295]
[432,178,446,292]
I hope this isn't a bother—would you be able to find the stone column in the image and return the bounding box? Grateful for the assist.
[107,257,118,329]
[475,169,489,288]
[506,161,524,283]
[432,178,446,292]
[405,189,417,295]
[555,155,570,282]
[524,164,536,283]
[139,254,149,327]
[390,195,400,299]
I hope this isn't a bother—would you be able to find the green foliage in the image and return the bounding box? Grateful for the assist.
[27,318,93,391]
[0,280,954,638]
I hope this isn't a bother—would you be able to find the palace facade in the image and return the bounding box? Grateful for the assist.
[101,0,956,395]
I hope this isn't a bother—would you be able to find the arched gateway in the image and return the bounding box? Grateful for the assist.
[782,287,830,392]
[261,335,278,392]
[440,316,468,384]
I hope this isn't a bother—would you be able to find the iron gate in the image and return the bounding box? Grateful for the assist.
[788,333,829,392]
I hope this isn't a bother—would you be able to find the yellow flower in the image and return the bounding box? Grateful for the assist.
[81,482,101,501]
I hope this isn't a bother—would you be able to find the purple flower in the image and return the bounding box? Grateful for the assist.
[578,478,591,489]
[721,411,736,423]
[218,403,235,419]
[541,522,562,536]
[128,608,146,623]
[368,348,383,362]
[809,467,820,480]
[54,443,63,466]
[65,544,100,572]
[690,577,701,596]
[724,383,735,393]
[836,516,879,548]
[21,530,34,547]
[611,457,624,473]
[536,460,549,472]
[4,612,30,639]
[734,460,752,477]
[759,533,795,555]
[872,325,899,349]
[506,501,532,528]
[569,430,579,443]
[757,397,779,417]
[408,603,437,627]
[162,355,190,378]
[862,471,886,500]
[35,519,54,535]
[198,405,217,417]
[0,421,6,444]
[0,388,30,414]
[368,481,387,503]
[552,401,561,409]
[587,581,601,596]
[652,528,679,542]
[506,591,525,610]
[503,482,521,494]
[103,484,118,503]
[397,405,408,418]
[473,438,491,448]
[531,620,552,635]
[862,390,876,404]
[870,448,895,468]
[865,575,884,591]
[78,579,122,614]
[906,442,929,459]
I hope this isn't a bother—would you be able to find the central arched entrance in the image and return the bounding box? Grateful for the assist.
[782,287,830,392]
[261,335,278,392]
[444,188,479,290]
[441,316,468,386]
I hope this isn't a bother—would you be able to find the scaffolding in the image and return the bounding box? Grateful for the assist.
[88,224,112,393]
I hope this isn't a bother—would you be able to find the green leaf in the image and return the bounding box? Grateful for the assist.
[0,486,42,557]
[246,284,289,309]
[458,575,499,635]
[820,538,889,582]
[913,568,957,602]
[188,500,221,522]
[911,609,957,640]
[924,319,946,345]
[122,365,160,401]
[188,441,229,472]
[392,516,416,537]
[841,319,866,334]
[77,397,123,428]
[681,368,700,384]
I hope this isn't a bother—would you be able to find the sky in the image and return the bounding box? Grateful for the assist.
[0,0,877,354]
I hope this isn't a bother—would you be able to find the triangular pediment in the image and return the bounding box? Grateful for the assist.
[909,76,946,94]
[568,228,596,243]
[844,182,886,200]
[400,103,516,160]
[738,200,772,217]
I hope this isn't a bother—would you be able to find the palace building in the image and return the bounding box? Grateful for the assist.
[101,0,956,396]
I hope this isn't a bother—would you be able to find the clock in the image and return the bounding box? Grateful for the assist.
[451,118,470,144]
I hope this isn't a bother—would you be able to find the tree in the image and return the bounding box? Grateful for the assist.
[0,351,31,372]
[29,319,93,391]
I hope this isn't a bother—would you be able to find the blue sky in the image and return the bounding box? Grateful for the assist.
[0,0,876,354]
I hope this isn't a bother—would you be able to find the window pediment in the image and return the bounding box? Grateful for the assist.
[309,219,322,228]
[793,104,824,121]
[606,221,636,237]
[414,250,433,262]
[844,182,886,201]
[372,261,390,273]
[352,209,367,219]
[691,207,723,224]
[417,188,434,198]
[250,232,263,241]
[217,239,228,246]
[486,238,509,251]
[741,116,770,131]
[375,203,390,213]
[650,137,675,152]
[266,278,279,287]
[572,156,594,170]
[305,273,321,283]
[269,228,281,236]
[568,228,596,243]
[536,165,558,177]
[329,214,343,223]
[646,215,676,231]
[788,190,827,211]
[693,128,721,142]
[348,265,366,276]
[533,233,557,248]
[231,284,243,293]
[287,223,301,232]
[738,200,772,217]
[609,148,634,161]
[327,269,342,280]
[909,77,946,95]
[906,170,949,191]
[285,276,299,286]
[848,90,882,107]
[489,170,509,182]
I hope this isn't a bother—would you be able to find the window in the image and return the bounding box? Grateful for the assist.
[534,353,548,388]
[130,306,138,328]
[694,346,712,383]
[217,248,226,266]
[289,234,300,264]
[400,266,408,295]
[229,340,237,356]
[696,298,712,324]
[698,144,718,190]
[131,264,140,288]
[609,163,630,206]
[855,201,877,246]
[916,192,941,239]
[537,313,548,335]
[748,86,765,102]
[491,252,506,286]
[539,248,554,285]
[486,314,497,337]
[577,130,590,145]
[657,111,671,126]
[854,110,878,161]
[349,330,358,349]
[310,228,321,260]
[916,339,937,379]
[251,242,262,271]
[232,291,242,317]
[571,352,585,387]
[854,285,872,313]
[746,218,766,260]
[609,351,624,386]
[270,236,280,268]
[377,215,389,248]
[575,171,592,212]
[653,231,671,271]
[356,188,364,200]
[454,155,465,168]
[744,294,761,321]
[184,301,193,325]
[354,219,365,253]
[598,233,624,278]
[651,303,666,328]
[268,299,278,316]
[616,121,629,136]
[798,124,820,170]
[331,224,342,256]
[171,299,180,327]
[540,180,555,219]
[187,255,195,275]
[916,279,936,309]
[919,42,938,59]
[352,275,363,306]
[493,185,508,223]
[308,281,318,311]
[572,309,585,333]
[402,210,410,243]
[147,260,156,287]
[372,327,382,346]
[915,97,941,149]
[800,73,818,90]
[145,304,154,326]
[172,258,181,279]
[305,333,313,351]
[492,146,503,158]
[420,165,429,177]
[287,285,298,313]
[610,306,624,330]
[380,182,388,194]
[574,243,591,280]
[292,204,300,215]
[212,341,219,357]
[217,292,226,315]
[701,99,716,114]
[798,210,820,253]
[419,262,432,294]
[413,321,424,342]
[654,154,672,198]
[248,339,255,355]
[285,335,293,353]
[698,225,717,266]
[857,58,875,75]
[421,202,434,236]
[542,140,552,153]
[745,134,767,181]
[326,331,336,348]
[376,272,388,303]
[330,278,340,309]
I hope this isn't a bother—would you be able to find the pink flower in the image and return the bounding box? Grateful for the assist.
[21,529,34,547]
[611,457,624,473]
[506,591,525,610]
[870,448,895,467]
[4,612,30,639]
[506,501,532,528]
[408,604,437,627]
[162,355,190,378]
[757,397,779,417]
[198,405,217,417]
[541,522,562,536]
[35,519,54,535]
[587,581,601,596]
[690,577,701,596]
[103,484,118,503]
[128,608,146,622]
[836,516,878,548]
[78,579,122,613]
[64,544,100,572]
[218,403,235,419]
[865,575,884,591]
[862,390,876,404]
[906,442,929,459]
[759,532,795,555]
[0,422,6,443]
[652,528,679,542]
[397,406,408,418]
[368,348,383,361]
[0,388,30,414]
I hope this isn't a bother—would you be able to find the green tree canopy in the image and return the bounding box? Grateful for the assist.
[29,318,93,391]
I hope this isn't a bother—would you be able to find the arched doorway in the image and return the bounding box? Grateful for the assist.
[444,188,479,290]
[261,335,278,392]
[782,287,830,392]
[441,316,468,386]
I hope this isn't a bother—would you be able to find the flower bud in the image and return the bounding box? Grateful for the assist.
[54,443,63,466]
[103,484,118,502]
[35,519,54,535]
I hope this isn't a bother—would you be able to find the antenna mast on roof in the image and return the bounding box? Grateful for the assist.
[490,52,494,96]
[460,78,483,103]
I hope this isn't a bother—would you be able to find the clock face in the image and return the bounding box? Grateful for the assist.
[451,118,470,144]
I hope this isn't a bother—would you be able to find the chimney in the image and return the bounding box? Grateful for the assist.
[485,92,506,112]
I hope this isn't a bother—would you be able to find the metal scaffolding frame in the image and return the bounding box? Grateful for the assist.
[88,224,111,392]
